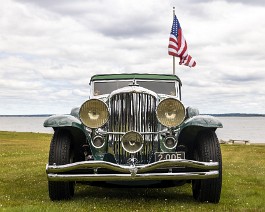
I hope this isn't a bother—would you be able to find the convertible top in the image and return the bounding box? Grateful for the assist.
[90,73,182,85]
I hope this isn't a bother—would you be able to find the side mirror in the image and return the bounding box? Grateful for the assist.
[70,107,80,118]
[186,107,199,118]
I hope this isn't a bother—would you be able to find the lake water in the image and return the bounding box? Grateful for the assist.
[216,117,265,144]
[0,117,54,134]
[0,116,264,144]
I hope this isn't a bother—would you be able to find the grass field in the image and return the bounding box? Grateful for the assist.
[0,131,264,211]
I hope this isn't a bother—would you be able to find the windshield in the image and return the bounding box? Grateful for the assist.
[94,81,132,96]
[93,80,178,96]
[137,81,176,96]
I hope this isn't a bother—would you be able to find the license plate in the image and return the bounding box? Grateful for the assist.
[155,152,185,161]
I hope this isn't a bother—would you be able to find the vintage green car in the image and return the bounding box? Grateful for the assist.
[44,73,222,203]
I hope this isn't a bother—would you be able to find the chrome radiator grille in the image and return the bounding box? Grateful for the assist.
[109,92,158,164]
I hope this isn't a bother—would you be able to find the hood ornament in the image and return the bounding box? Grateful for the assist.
[127,155,138,177]
[129,79,139,86]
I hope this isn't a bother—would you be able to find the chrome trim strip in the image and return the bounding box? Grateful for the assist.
[97,128,171,135]
[47,171,219,182]
[109,86,158,99]
[46,159,219,174]
[99,131,162,135]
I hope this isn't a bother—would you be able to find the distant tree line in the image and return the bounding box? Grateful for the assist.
[208,113,265,117]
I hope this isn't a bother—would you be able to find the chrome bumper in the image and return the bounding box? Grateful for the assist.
[46,159,219,182]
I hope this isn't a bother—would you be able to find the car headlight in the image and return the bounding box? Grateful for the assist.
[156,98,185,127]
[164,136,177,149]
[79,99,109,128]
[92,135,105,148]
[121,131,143,154]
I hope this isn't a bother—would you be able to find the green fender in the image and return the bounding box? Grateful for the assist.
[178,115,223,145]
[43,114,84,131]
[44,115,92,162]
[44,115,107,161]
[181,115,223,129]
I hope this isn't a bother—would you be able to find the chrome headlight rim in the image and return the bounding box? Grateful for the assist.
[156,98,186,128]
[79,99,109,129]
[163,136,178,149]
[91,135,105,149]
[121,131,144,154]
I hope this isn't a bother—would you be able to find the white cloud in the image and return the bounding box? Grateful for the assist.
[0,0,265,114]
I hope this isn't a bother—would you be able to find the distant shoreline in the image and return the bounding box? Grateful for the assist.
[1,116,265,143]
[0,114,53,117]
[0,113,264,117]
[208,113,265,117]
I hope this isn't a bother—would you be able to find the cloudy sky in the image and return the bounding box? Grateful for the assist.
[0,0,265,115]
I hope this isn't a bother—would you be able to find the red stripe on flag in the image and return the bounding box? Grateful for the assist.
[168,15,196,68]
[168,44,178,52]
[185,55,192,66]
[176,29,182,52]
[169,52,176,56]
[179,41,187,58]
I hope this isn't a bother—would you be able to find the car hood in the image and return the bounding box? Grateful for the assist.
[109,85,158,99]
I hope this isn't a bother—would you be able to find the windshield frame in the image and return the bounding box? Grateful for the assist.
[91,79,181,99]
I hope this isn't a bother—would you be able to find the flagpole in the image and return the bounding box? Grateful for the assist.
[172,7,176,75]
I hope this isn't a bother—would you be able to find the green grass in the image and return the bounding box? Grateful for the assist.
[0,131,264,211]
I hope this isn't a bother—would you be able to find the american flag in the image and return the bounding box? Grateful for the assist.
[168,15,196,68]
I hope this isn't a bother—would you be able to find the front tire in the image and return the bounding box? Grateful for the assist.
[48,129,75,200]
[192,130,222,203]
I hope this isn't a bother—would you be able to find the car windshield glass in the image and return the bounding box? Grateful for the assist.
[137,81,176,96]
[94,81,132,96]
[93,80,177,96]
